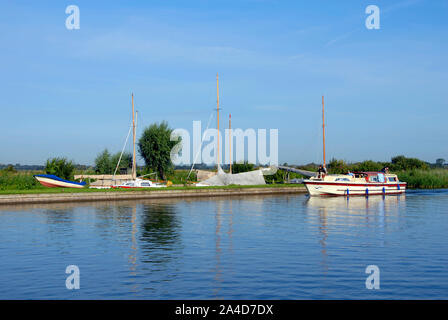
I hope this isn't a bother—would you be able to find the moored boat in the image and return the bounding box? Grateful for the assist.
[303,171,406,196]
[34,174,86,189]
[304,96,406,197]
[112,178,166,189]
[108,93,168,190]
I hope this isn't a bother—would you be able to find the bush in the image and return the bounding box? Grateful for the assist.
[45,158,75,180]
[232,161,255,174]
[166,170,197,185]
[353,160,384,172]
[327,158,349,174]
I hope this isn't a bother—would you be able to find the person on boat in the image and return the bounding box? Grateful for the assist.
[347,171,354,177]
[317,165,327,178]
[381,166,389,174]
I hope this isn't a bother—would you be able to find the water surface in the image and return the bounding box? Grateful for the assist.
[0,190,447,299]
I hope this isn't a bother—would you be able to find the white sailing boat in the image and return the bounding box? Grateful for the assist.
[111,93,166,189]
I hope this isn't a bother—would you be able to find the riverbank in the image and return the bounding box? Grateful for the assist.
[0,185,307,205]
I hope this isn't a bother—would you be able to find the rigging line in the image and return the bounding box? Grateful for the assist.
[187,111,214,181]
[113,124,133,179]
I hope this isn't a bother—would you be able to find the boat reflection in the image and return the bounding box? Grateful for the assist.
[305,194,406,214]
[305,194,407,279]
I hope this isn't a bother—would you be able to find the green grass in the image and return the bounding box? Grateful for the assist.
[397,169,448,189]
[0,183,304,195]
[0,171,46,191]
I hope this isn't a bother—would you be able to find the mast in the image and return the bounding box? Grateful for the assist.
[322,95,326,168]
[132,93,137,179]
[216,73,220,169]
[229,113,232,174]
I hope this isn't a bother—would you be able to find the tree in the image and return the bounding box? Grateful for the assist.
[138,121,180,180]
[45,157,75,180]
[390,155,428,171]
[436,158,446,168]
[353,160,383,172]
[111,152,132,173]
[327,158,349,174]
[2,165,16,173]
[95,149,113,174]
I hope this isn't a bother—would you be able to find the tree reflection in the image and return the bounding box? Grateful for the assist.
[139,203,181,265]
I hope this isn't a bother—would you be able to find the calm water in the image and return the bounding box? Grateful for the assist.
[0,190,447,299]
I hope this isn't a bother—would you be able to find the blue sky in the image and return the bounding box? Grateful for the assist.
[0,0,447,165]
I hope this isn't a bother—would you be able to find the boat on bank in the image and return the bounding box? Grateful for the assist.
[106,93,168,190]
[34,174,86,189]
[303,171,406,196]
[111,178,166,189]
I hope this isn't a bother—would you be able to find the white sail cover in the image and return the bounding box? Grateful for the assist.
[196,165,266,186]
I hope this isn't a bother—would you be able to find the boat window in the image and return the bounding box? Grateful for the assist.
[141,182,150,186]
[388,177,397,182]
[369,176,379,182]
[335,178,350,181]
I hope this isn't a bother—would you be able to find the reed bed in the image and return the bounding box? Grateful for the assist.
[397,169,448,189]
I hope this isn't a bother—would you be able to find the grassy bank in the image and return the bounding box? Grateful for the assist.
[397,169,448,189]
[0,183,304,195]
[0,171,45,191]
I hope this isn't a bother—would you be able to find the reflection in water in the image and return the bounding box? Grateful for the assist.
[305,195,407,276]
[129,205,137,274]
[214,200,222,297]
[2,191,448,299]
[213,199,235,298]
[305,194,406,215]
[139,203,181,266]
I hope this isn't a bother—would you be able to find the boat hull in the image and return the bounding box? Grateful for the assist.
[34,175,86,189]
[304,180,406,196]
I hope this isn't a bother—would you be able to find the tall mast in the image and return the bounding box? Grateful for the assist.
[132,93,136,179]
[229,113,232,174]
[322,95,326,168]
[216,73,220,169]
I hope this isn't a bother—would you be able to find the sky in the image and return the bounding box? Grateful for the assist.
[0,0,447,166]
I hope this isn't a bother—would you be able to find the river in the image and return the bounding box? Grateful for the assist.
[0,190,447,299]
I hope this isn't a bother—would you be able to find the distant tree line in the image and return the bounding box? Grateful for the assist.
[326,155,433,174]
